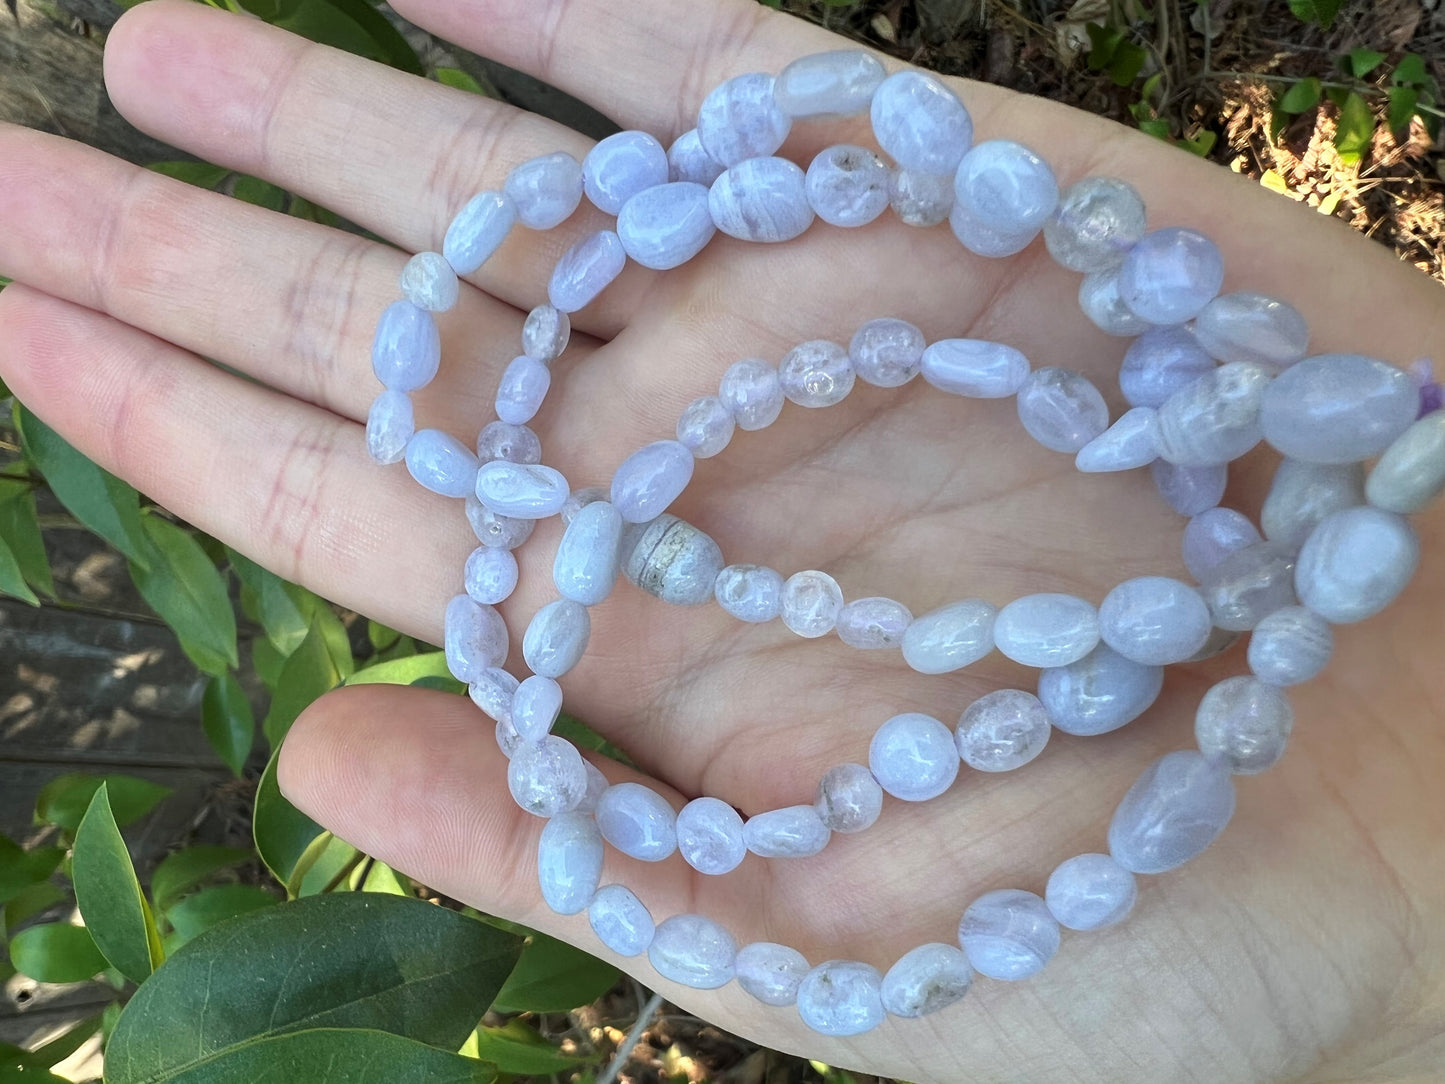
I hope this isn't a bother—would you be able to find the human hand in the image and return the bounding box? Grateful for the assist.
[1,1,1443,1079]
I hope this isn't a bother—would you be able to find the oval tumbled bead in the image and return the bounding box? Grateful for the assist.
[835,597,911,649]
[902,598,997,674]
[495,356,551,426]
[617,181,716,270]
[709,157,814,242]
[779,340,855,407]
[1045,853,1137,931]
[955,688,1051,772]
[1261,459,1365,550]
[554,500,624,606]
[1037,644,1163,737]
[1247,606,1333,686]
[993,593,1100,668]
[869,712,959,801]
[1152,459,1227,516]
[881,943,973,1018]
[582,130,668,214]
[774,49,886,117]
[1155,362,1268,467]
[805,144,890,228]
[1016,368,1110,453]
[1042,176,1146,273]
[957,889,1059,981]
[537,811,603,915]
[666,129,725,186]
[588,884,655,956]
[1194,675,1293,774]
[1108,750,1235,874]
[1118,326,1216,410]
[921,339,1030,398]
[611,440,694,523]
[814,763,883,833]
[372,300,441,392]
[443,190,516,274]
[796,960,885,1036]
[714,564,784,623]
[1294,506,1419,623]
[1079,267,1150,337]
[1199,540,1298,631]
[475,461,570,519]
[1260,354,1418,464]
[621,514,724,605]
[1193,292,1309,369]
[949,139,1058,258]
[548,230,627,314]
[870,70,972,175]
[596,782,677,862]
[736,942,809,1006]
[697,73,792,167]
[1098,577,1212,665]
[444,594,506,682]
[1117,227,1224,325]
[507,735,588,817]
[1182,507,1262,580]
[367,389,414,465]
[743,806,830,858]
[504,151,584,230]
[648,914,737,990]
[676,796,747,875]
[522,599,591,678]
[1367,411,1445,514]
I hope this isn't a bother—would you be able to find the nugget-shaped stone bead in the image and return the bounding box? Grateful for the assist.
[1262,460,1365,550]
[1043,177,1146,272]
[466,493,535,550]
[666,129,725,186]
[406,430,479,498]
[697,73,792,167]
[950,140,1058,257]
[871,70,972,175]
[676,796,747,875]
[504,151,584,230]
[775,49,885,117]
[537,811,602,915]
[736,942,809,1006]
[465,546,519,606]
[596,783,677,861]
[366,389,414,465]
[577,761,609,814]
[648,914,737,990]
[881,943,973,1018]
[522,599,591,678]
[399,251,459,312]
[553,500,623,606]
[1195,675,1293,774]
[582,130,667,214]
[902,599,997,674]
[1261,354,1418,464]
[814,763,884,833]
[709,157,814,242]
[611,440,694,523]
[494,356,550,426]
[1076,407,1160,472]
[1079,268,1151,336]
[958,889,1059,981]
[1118,227,1224,325]
[869,712,960,801]
[1368,412,1445,513]
[507,735,588,817]
[476,421,541,465]
[617,181,716,270]
[779,340,855,406]
[836,597,912,649]
[493,714,524,759]
[443,190,516,274]
[714,564,783,622]
[588,884,654,956]
[372,300,441,392]
[720,359,784,430]
[1108,750,1235,873]
[548,230,627,313]
[1038,644,1163,737]
[1156,362,1268,467]
[1194,292,1309,369]
[921,339,1030,398]
[1045,853,1137,931]
[956,689,1051,771]
[622,514,724,605]
[993,593,1100,668]
[1151,460,1226,516]
[850,317,925,387]
[1119,326,1216,410]
[522,304,570,364]
[1248,606,1333,686]
[805,144,889,227]
[744,806,830,858]
[469,667,519,726]
[1016,368,1109,453]
[475,461,569,518]
[1099,577,1212,665]
[512,675,562,744]
[888,168,954,226]
[1199,540,1297,630]
[1295,506,1418,623]
[444,595,506,682]
[781,569,844,637]
[1182,507,1261,580]
[677,395,735,458]
[797,961,885,1036]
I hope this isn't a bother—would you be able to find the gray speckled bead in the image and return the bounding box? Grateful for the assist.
[720,359,784,430]
[622,514,724,605]
[399,251,458,312]
[958,889,1059,981]
[444,594,506,682]
[779,340,855,407]
[677,395,736,458]
[805,144,890,227]
[921,339,1030,398]
[667,129,725,187]
[774,50,885,117]
[1099,576,1212,665]
[611,440,694,523]
[504,151,584,231]
[465,546,519,606]
[714,564,784,623]
[993,593,1100,668]
[949,139,1059,258]
[1118,227,1224,325]
[582,130,668,215]
[1108,750,1235,874]
[836,597,912,649]
[1248,606,1333,686]
[507,735,588,817]
[1367,412,1445,514]
[522,304,570,364]
[814,763,884,833]
[1261,459,1365,550]
[870,70,972,175]
[1151,460,1227,516]
[1043,177,1146,272]
[781,569,844,637]
[1045,853,1137,931]
[1155,362,1268,467]
[676,796,747,875]
[1261,354,1418,464]
[1037,643,1163,737]
[1075,407,1160,473]
[512,675,562,744]
[477,421,542,465]
[561,485,609,526]
[955,689,1051,772]
[617,181,716,270]
[1016,368,1109,453]
[588,884,655,957]
[902,599,997,674]
[849,317,925,387]
[1119,326,1216,410]
[1295,506,1419,623]
[889,168,954,227]
[366,389,413,465]
[537,811,602,915]
[796,961,885,1037]
[596,782,677,862]
[881,943,973,1018]
[1195,675,1293,774]
[1194,292,1309,369]
[475,461,569,519]
[469,667,518,726]
[442,190,516,275]
[1079,268,1151,337]
[869,712,960,801]
[548,230,627,314]
[743,805,830,858]
[522,599,591,678]
[553,499,623,606]
[495,355,551,426]
[698,73,792,167]
[372,300,441,392]
[1199,540,1298,631]
[465,493,535,550]
[1182,507,1262,580]
[736,942,809,1007]
[709,157,814,242]
[648,914,737,990]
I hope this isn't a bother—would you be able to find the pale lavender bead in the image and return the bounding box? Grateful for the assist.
[849,317,925,387]
[553,500,623,606]
[465,493,535,550]
[835,596,912,649]
[1079,268,1151,336]
[805,144,889,228]
[561,485,609,525]
[1118,228,1225,325]
[881,943,973,1018]
[617,181,716,270]
[921,339,1030,398]
[774,50,885,117]
[522,599,590,678]
[902,599,997,675]
[648,914,737,990]
[372,300,441,392]
[582,130,667,214]
[494,715,524,759]
[522,304,570,364]
[464,546,519,605]
[366,389,413,465]
[1194,292,1309,369]
[507,734,587,817]
[576,760,610,815]
[744,806,830,859]
[475,461,570,519]
[1367,412,1445,513]
[1182,507,1262,580]
[1199,540,1298,631]
[667,129,725,186]
[955,689,1051,772]
[444,595,506,682]
[622,514,723,605]
[796,961,885,1037]
[1155,362,1268,467]
[1195,676,1293,774]
[596,782,677,861]
[814,763,883,833]
[993,593,1100,668]
[1295,506,1419,623]
[537,811,602,915]
[779,340,855,407]
[1261,459,1365,550]
[736,942,809,1007]
[468,667,519,725]
[870,70,972,175]
[676,796,747,875]
[1108,750,1235,874]
[697,73,792,167]
[677,395,735,458]
[610,440,694,523]
[1099,576,1212,665]
[443,190,516,274]
[869,712,960,801]
[714,564,783,623]
[1045,853,1137,931]
[958,889,1059,981]
[949,140,1059,258]
[1247,606,1333,686]
[720,359,784,430]
[1261,354,1418,465]
[399,251,459,312]
[708,157,814,242]
[476,421,542,465]
[1119,326,1216,410]
[588,884,655,957]
[1043,177,1146,272]
[1151,460,1227,516]
[1037,644,1163,737]
[548,230,627,313]
[406,430,479,498]
[512,675,563,744]
[1075,407,1160,473]
[888,168,954,227]
[495,355,551,425]
[1016,368,1109,453]
[504,151,584,230]
[780,570,844,638]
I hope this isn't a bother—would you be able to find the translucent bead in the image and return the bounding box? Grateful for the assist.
[920,339,1030,398]
[466,493,535,550]
[743,805,830,858]
[1199,540,1298,631]
[1044,853,1137,931]
[1078,268,1151,336]
[949,139,1058,258]
[512,675,563,744]
[582,130,668,215]
[536,811,602,915]
[814,763,884,833]
[561,485,609,525]
[870,70,972,175]
[697,73,792,167]
[804,144,889,228]
[617,181,716,270]
[648,914,737,990]
[993,593,1100,668]
[622,514,724,606]
[1261,459,1365,550]
[1117,227,1224,325]
[1182,507,1261,580]
[476,421,541,465]
[588,884,655,957]
[1119,326,1216,410]
[372,300,441,392]
[781,570,844,637]
[468,667,519,725]
[1260,354,1418,464]
[507,735,588,817]
[1043,177,1146,272]
[504,151,584,230]
[495,355,551,425]
[1295,507,1419,623]
[464,546,519,605]
[1195,675,1293,774]
[553,500,623,606]
[405,430,479,498]
[1108,750,1235,874]
[676,796,747,875]
[888,168,954,227]
[714,564,784,623]
[708,157,814,242]
[1098,576,1212,665]
[676,395,735,458]
[774,50,886,117]
[902,599,997,675]
[796,960,885,1037]
[666,129,725,186]
[366,389,413,465]
[475,461,570,519]
[399,251,459,312]
[1367,412,1445,514]
[548,230,627,313]
[1151,460,1226,516]
[442,190,516,274]
[720,359,785,430]
[1188,625,1242,663]
[522,599,591,678]
[1075,407,1160,473]
[494,715,524,759]
[596,782,677,862]
[736,942,809,1007]
[1016,368,1109,453]
[955,689,1051,772]
[1194,292,1309,369]
[610,441,694,524]
[779,340,855,407]
[849,317,925,387]
[869,712,960,801]
[835,597,912,649]
[1155,362,1268,467]
[881,943,973,1018]
[577,760,609,815]
[522,304,570,364]
[1037,643,1163,737]
[1248,606,1333,686]
[444,595,507,682]
[957,889,1059,981]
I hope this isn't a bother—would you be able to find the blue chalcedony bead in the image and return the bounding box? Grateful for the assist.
[1194,292,1309,369]
[835,597,912,649]
[735,942,809,1006]
[474,461,570,519]
[696,73,792,167]
[869,712,960,801]
[522,599,591,678]
[504,151,584,230]
[610,440,695,523]
[399,252,458,312]
[814,763,884,832]
[1119,326,1216,410]
[1199,540,1298,631]
[1294,506,1419,623]
[495,355,551,425]
[553,500,624,606]
[372,300,441,392]
[1015,368,1109,453]
[849,317,925,387]
[1044,853,1137,931]
[522,304,570,363]
[1079,267,1151,336]
[1194,675,1293,773]
[773,50,885,117]
[743,806,830,858]
[596,782,677,862]
[508,735,588,816]
[466,493,535,550]
[1247,606,1332,686]
[720,359,784,429]
[920,339,1030,398]
[1182,506,1261,580]
[881,943,973,1018]
[444,594,507,682]
[582,130,668,215]
[536,811,603,915]
[676,796,747,875]
[1261,459,1364,549]
[901,599,997,675]
[957,889,1059,981]
[443,191,516,275]
[992,593,1100,668]
[405,429,479,498]
[780,340,855,407]
[955,689,1051,772]
[548,230,627,313]
[677,395,735,457]
[477,420,542,465]
[804,144,890,228]
[714,564,784,622]
[796,961,885,1036]
[1108,750,1235,874]
[648,914,737,989]
[1043,176,1146,272]
[464,545,518,605]
[1037,643,1163,737]
[1075,407,1159,473]
[889,167,954,227]
[366,389,414,465]
[667,129,726,186]
[512,675,563,744]
[1098,576,1213,665]
[1117,227,1224,325]
[617,181,716,270]
[870,70,972,175]
[588,884,655,956]
[949,140,1059,258]
[1155,362,1268,467]
[709,157,815,242]
[1152,459,1226,516]
[1260,354,1418,465]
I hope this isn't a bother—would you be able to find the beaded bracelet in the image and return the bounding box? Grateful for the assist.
[364,49,1445,1036]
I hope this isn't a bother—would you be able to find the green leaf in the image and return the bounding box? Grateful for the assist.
[72,783,163,984]
[151,845,252,912]
[492,933,620,1013]
[0,472,53,598]
[1334,90,1376,164]
[251,635,285,691]
[553,713,632,767]
[253,748,324,886]
[34,773,170,832]
[7,923,108,983]
[1392,53,1429,89]
[1347,48,1386,79]
[435,67,490,95]
[275,0,423,73]
[228,549,353,673]
[2,882,65,940]
[129,513,239,675]
[1279,76,1322,114]
[1288,0,1341,28]
[165,884,277,944]
[104,893,523,1083]
[232,175,288,212]
[146,160,232,190]
[285,832,362,898]
[1183,129,1218,157]
[1085,23,1122,71]
[201,672,256,776]
[1137,117,1172,141]
[346,651,454,687]
[359,860,411,897]
[1107,40,1147,87]
[1388,84,1420,137]
[0,835,64,907]
[466,1021,587,1074]
[0,534,38,605]
[263,617,342,746]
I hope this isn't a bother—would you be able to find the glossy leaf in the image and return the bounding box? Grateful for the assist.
[1392,53,1429,89]
[130,513,239,675]
[1347,48,1386,79]
[0,834,64,907]
[0,534,37,604]
[253,748,323,886]
[359,860,412,897]
[1287,0,1341,28]
[147,160,231,189]
[1334,91,1375,164]
[229,549,353,673]
[34,773,170,832]
[1107,40,1146,87]
[262,617,342,746]
[8,922,108,983]
[346,651,454,687]
[165,884,277,943]
[251,636,285,691]
[492,933,620,1013]
[151,845,252,912]
[71,784,163,983]
[232,174,288,211]
[465,1021,587,1074]
[201,672,256,776]
[1279,76,1321,114]
[276,0,421,73]
[289,833,361,898]
[1388,85,1420,137]
[0,472,52,598]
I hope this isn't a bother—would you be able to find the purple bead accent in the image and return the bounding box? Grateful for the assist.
[495,356,551,425]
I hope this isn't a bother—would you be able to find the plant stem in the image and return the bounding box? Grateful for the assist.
[320,850,366,894]
[597,990,663,1084]
[1207,68,1445,118]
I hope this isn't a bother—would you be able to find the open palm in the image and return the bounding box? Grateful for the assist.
[2,1,1444,1079]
